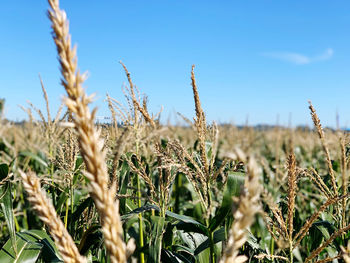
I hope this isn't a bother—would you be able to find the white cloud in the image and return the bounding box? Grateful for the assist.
[262,48,334,65]
[313,48,334,62]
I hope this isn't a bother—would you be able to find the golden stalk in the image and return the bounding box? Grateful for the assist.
[293,194,349,248]
[47,0,127,262]
[120,62,156,128]
[191,65,209,176]
[308,101,337,195]
[220,153,261,263]
[314,255,342,263]
[287,153,297,240]
[39,75,52,127]
[286,153,297,262]
[340,135,348,228]
[305,223,350,263]
[19,171,86,263]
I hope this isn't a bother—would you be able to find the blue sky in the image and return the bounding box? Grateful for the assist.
[1,1,350,127]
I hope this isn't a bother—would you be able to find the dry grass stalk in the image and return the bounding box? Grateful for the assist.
[305,222,350,262]
[154,143,179,211]
[314,255,342,263]
[122,84,139,123]
[108,95,132,126]
[106,94,119,138]
[293,193,349,248]
[19,171,86,263]
[47,0,127,262]
[255,254,288,261]
[166,140,208,208]
[110,127,131,186]
[39,75,52,127]
[67,113,77,171]
[286,153,297,262]
[177,112,195,127]
[340,135,348,228]
[263,191,288,239]
[119,62,139,125]
[287,153,297,241]
[212,157,229,182]
[27,101,47,128]
[19,105,34,130]
[302,168,331,198]
[220,152,261,263]
[27,80,66,163]
[120,62,156,128]
[342,242,350,263]
[261,211,288,248]
[56,129,78,184]
[344,254,350,263]
[308,101,337,195]
[126,155,157,204]
[209,121,219,172]
[191,65,209,176]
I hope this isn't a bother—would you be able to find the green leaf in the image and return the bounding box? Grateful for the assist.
[73,156,84,185]
[19,151,48,168]
[178,231,210,263]
[71,197,93,223]
[205,141,213,161]
[0,241,40,263]
[163,222,174,248]
[162,248,194,263]
[0,163,9,180]
[0,181,17,255]
[313,221,336,237]
[125,198,138,213]
[55,190,69,214]
[166,210,208,236]
[309,224,326,251]
[171,245,194,256]
[161,139,168,149]
[119,160,131,214]
[0,230,62,262]
[194,227,225,255]
[74,156,84,171]
[309,221,336,251]
[121,204,159,221]
[209,172,245,231]
[148,216,165,263]
[247,230,260,250]
[78,225,103,255]
[121,205,208,238]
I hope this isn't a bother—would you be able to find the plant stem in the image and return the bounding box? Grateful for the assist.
[20,190,28,229]
[270,227,275,263]
[135,134,145,263]
[174,173,182,214]
[206,213,215,263]
[70,176,74,233]
[207,182,215,262]
[14,216,20,232]
[64,198,69,229]
[137,173,145,263]
[209,229,215,263]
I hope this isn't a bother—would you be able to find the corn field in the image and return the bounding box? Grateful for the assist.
[0,1,350,263]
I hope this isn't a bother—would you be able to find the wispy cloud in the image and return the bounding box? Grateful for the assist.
[261,48,334,65]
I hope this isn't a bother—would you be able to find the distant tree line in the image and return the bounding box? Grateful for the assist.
[0,98,4,115]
